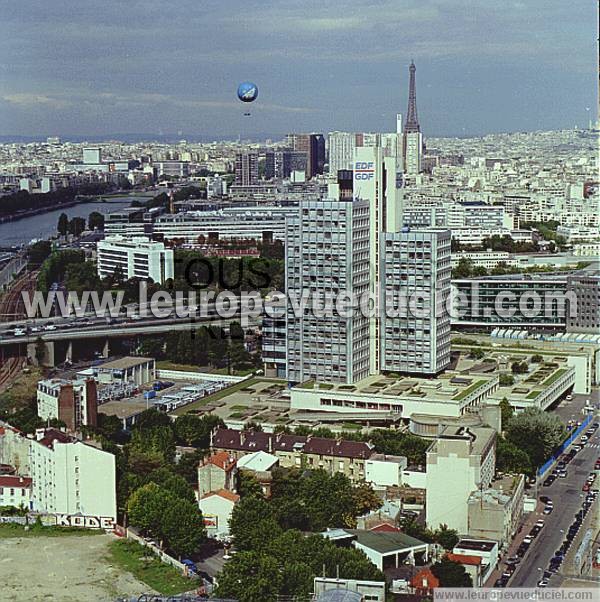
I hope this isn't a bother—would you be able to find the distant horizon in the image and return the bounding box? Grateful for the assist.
[0,124,596,146]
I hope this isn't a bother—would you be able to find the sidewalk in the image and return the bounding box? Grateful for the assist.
[483,498,543,587]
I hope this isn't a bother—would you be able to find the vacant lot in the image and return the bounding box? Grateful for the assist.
[0,534,154,602]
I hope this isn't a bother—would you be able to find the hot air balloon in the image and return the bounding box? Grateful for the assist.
[237,82,258,103]
[237,82,258,116]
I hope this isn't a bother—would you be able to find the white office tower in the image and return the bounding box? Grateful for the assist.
[352,146,403,375]
[97,235,174,283]
[381,228,451,374]
[285,198,371,384]
[404,131,423,174]
[328,131,357,175]
[396,113,403,134]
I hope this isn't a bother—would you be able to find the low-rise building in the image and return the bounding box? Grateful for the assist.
[198,489,239,540]
[197,451,237,499]
[467,474,525,547]
[94,356,155,386]
[452,539,499,584]
[96,235,174,283]
[0,475,32,510]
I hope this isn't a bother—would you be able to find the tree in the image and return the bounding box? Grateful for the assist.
[499,374,515,386]
[215,551,282,602]
[146,466,196,503]
[434,524,460,550]
[160,496,205,556]
[470,348,485,360]
[499,397,514,427]
[496,437,532,475]
[431,557,473,587]
[57,212,69,236]
[511,360,528,374]
[28,240,52,268]
[130,425,176,464]
[173,414,205,447]
[505,407,566,470]
[237,471,264,498]
[174,448,207,485]
[68,216,86,236]
[531,354,543,363]
[126,482,170,536]
[87,211,105,231]
[134,408,172,431]
[352,483,382,516]
[229,496,282,551]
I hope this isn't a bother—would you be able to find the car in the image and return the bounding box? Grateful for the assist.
[523,536,533,545]
[558,470,567,478]
[573,445,582,452]
[543,505,553,514]
[503,564,516,576]
[44,324,56,331]
[557,462,566,469]
[540,496,551,504]
[543,476,555,487]
[583,483,591,492]
[506,556,521,565]
[566,395,573,401]
[581,436,589,443]
[536,519,545,528]
[537,579,549,588]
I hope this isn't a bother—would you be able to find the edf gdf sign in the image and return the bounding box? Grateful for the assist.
[354,161,374,180]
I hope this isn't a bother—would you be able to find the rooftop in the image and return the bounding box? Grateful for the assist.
[97,356,155,371]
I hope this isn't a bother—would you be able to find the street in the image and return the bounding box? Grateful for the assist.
[510,395,599,587]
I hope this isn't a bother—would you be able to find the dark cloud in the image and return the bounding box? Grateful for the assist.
[0,0,595,138]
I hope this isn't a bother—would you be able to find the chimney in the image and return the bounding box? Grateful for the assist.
[35,428,45,441]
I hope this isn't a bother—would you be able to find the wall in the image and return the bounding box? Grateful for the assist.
[156,369,248,384]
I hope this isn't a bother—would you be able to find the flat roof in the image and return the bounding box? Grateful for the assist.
[348,529,428,554]
[98,356,154,371]
[455,539,497,552]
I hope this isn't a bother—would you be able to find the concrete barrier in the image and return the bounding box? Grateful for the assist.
[156,369,250,384]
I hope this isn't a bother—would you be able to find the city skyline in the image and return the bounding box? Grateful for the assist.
[0,0,597,139]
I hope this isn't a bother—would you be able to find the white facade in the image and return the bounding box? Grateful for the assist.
[328,131,357,175]
[426,427,496,534]
[404,131,422,174]
[381,228,452,374]
[97,235,174,283]
[28,430,117,522]
[285,197,371,384]
[365,454,407,488]
[0,475,32,510]
[37,378,97,430]
[198,490,238,539]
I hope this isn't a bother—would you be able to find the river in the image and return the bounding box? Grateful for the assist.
[0,196,152,247]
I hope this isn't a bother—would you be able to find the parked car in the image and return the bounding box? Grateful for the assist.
[543,505,553,515]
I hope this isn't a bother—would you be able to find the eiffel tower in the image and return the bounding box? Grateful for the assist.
[404,61,420,133]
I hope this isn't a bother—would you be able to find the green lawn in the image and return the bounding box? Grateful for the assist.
[107,539,193,596]
[453,379,488,401]
[171,377,259,416]
[526,390,542,399]
[541,368,568,387]
[231,405,248,411]
[0,523,103,539]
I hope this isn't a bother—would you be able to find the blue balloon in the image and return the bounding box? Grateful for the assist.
[237,82,258,103]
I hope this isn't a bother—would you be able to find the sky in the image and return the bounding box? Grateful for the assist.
[0,0,597,139]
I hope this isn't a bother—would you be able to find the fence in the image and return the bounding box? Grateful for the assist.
[156,369,250,384]
[124,527,187,573]
[537,413,593,477]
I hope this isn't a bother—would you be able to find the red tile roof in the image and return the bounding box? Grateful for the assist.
[200,489,240,503]
[446,553,482,566]
[0,475,32,488]
[370,523,401,533]
[205,451,237,471]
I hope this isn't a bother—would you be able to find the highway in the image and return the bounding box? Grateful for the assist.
[510,393,599,587]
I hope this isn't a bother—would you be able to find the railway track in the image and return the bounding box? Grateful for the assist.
[0,270,39,392]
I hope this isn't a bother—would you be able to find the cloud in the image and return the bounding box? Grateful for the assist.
[1,93,72,110]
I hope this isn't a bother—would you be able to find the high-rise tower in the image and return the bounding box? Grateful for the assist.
[404,61,420,133]
[403,61,423,175]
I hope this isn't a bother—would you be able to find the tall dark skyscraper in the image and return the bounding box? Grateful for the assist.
[286,133,325,179]
[404,61,420,133]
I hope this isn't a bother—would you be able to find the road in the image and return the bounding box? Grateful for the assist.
[510,408,599,587]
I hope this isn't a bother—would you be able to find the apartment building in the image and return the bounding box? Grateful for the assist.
[426,426,496,534]
[211,428,375,484]
[96,235,174,283]
[381,228,452,374]
[37,378,98,431]
[285,197,371,384]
